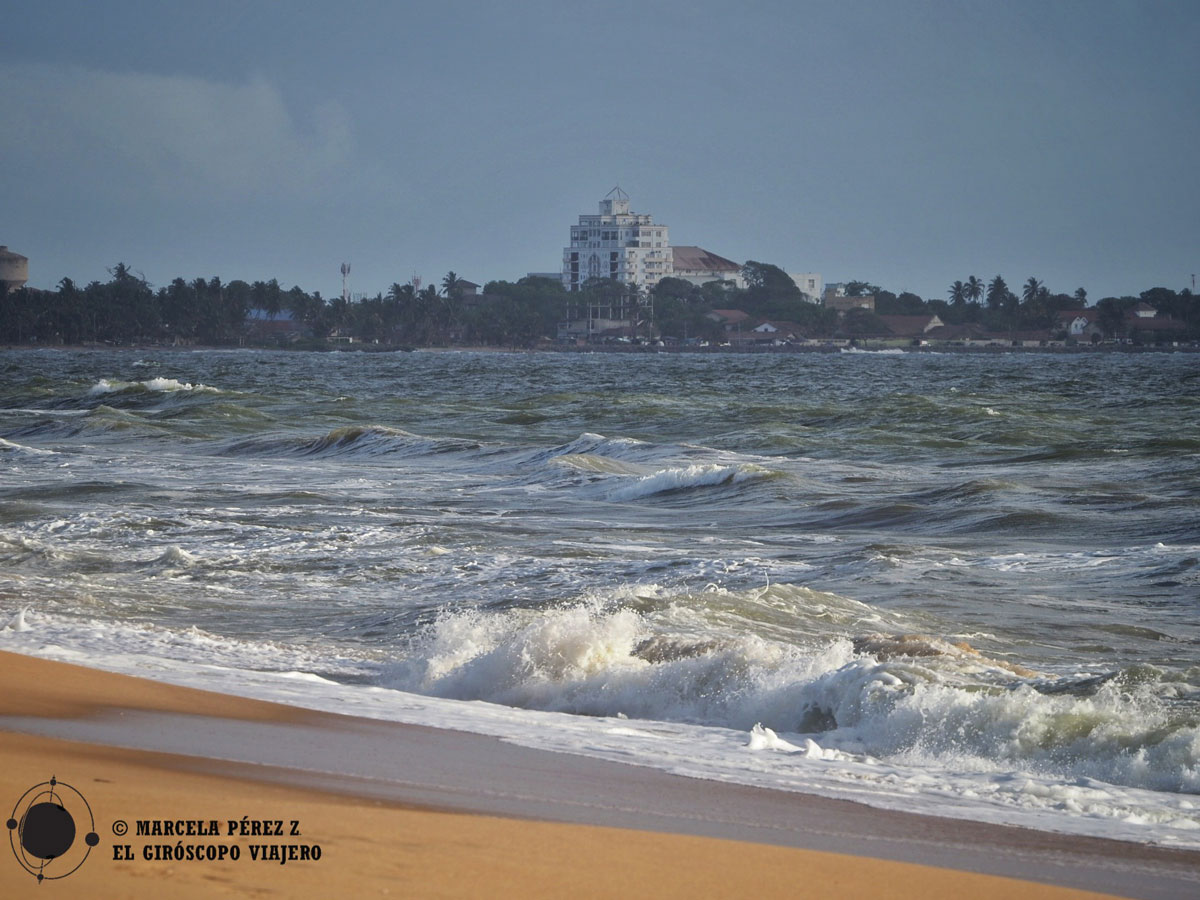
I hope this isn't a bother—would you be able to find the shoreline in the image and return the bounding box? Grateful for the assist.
[2,650,1198,899]
[2,341,1197,355]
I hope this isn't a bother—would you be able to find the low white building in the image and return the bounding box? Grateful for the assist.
[789,272,822,303]
[562,188,672,293]
[671,246,744,289]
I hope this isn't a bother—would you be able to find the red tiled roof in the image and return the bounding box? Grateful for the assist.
[877,315,940,336]
[1056,308,1092,322]
[708,309,750,324]
[672,246,742,273]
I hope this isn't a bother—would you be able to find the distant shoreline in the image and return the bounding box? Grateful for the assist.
[3,341,1197,355]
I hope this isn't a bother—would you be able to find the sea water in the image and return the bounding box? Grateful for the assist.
[1,347,1197,847]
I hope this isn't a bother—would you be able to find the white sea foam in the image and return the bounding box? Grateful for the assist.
[375,599,1200,800]
[748,723,827,757]
[87,377,220,396]
[1,609,32,632]
[0,437,56,456]
[3,608,1198,849]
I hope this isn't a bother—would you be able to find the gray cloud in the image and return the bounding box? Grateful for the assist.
[2,63,354,201]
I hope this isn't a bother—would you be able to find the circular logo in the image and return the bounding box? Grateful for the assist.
[7,776,99,882]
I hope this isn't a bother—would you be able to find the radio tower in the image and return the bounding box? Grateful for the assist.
[341,263,351,302]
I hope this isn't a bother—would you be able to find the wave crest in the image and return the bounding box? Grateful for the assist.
[386,596,1200,794]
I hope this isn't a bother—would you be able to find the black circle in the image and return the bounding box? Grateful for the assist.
[6,818,16,830]
[85,832,99,847]
[20,802,76,860]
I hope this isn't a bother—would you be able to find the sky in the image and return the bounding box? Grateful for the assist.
[2,0,1198,302]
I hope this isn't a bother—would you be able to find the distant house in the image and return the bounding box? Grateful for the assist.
[245,308,302,341]
[925,322,989,343]
[672,246,744,288]
[1056,307,1102,341]
[1125,305,1187,341]
[1007,330,1053,347]
[788,273,823,303]
[825,293,875,314]
[705,309,751,327]
[750,320,805,342]
[877,314,943,338]
[454,280,480,297]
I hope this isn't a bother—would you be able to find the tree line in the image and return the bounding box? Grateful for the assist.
[2,261,1197,347]
[0,266,568,348]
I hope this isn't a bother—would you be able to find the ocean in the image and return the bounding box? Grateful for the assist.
[2,347,1198,848]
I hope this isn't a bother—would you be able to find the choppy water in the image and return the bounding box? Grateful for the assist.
[2,348,1198,846]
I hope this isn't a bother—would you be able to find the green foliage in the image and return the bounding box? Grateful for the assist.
[838,308,888,335]
[876,291,926,315]
[844,280,881,298]
[4,262,1198,347]
[740,260,805,320]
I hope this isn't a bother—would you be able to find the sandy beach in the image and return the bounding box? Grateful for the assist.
[2,651,1198,899]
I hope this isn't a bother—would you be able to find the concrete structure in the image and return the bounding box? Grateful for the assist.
[789,273,823,302]
[825,293,875,314]
[562,188,672,293]
[671,246,743,288]
[0,246,29,293]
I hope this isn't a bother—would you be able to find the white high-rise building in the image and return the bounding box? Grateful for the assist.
[562,188,672,292]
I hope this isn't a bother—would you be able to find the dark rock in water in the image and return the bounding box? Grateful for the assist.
[633,636,719,664]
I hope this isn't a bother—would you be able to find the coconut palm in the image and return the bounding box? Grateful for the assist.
[948,280,966,306]
[986,275,1009,310]
[965,275,984,305]
[1022,277,1044,305]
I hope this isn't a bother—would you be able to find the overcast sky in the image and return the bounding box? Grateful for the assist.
[3,0,1197,301]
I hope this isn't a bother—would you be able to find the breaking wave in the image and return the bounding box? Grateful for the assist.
[604,463,776,501]
[87,377,222,396]
[387,594,1200,797]
[219,425,481,459]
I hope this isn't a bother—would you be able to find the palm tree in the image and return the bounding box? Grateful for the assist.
[264,279,283,320]
[1074,287,1087,306]
[965,275,984,305]
[948,280,966,306]
[986,275,1008,310]
[1022,277,1043,306]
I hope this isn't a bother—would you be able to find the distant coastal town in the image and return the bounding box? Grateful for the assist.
[3,192,1197,351]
